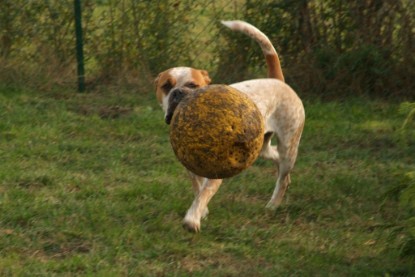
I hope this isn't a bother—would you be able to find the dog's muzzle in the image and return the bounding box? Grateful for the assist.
[165,88,190,125]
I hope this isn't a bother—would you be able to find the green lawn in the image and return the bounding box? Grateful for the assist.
[0,86,414,276]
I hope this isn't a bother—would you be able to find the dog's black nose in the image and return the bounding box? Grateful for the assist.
[170,88,184,98]
[165,114,173,125]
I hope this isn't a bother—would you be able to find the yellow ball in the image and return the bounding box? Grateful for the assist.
[169,85,264,179]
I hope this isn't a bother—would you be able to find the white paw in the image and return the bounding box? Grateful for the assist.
[182,218,201,233]
[265,200,282,210]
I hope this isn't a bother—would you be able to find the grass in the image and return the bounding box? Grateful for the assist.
[0,85,414,276]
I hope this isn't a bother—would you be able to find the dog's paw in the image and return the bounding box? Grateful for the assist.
[182,218,201,233]
[265,200,281,210]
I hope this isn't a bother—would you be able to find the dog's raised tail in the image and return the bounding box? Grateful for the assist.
[221,20,284,82]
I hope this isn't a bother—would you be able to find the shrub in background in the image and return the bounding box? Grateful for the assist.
[0,0,414,98]
[216,0,415,98]
[0,0,215,90]
[0,1,84,89]
[396,102,415,257]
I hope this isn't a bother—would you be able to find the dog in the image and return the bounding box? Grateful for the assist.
[154,20,305,232]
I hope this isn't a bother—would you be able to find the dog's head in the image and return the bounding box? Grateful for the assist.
[154,67,211,124]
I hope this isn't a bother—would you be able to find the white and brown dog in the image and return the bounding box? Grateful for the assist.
[154,20,305,232]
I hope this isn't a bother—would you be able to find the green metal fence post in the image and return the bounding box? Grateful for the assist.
[74,0,85,92]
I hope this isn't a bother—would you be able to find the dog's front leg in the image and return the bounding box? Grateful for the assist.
[188,171,207,195]
[183,178,222,232]
[188,172,209,219]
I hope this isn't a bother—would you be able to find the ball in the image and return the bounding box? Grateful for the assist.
[169,84,264,179]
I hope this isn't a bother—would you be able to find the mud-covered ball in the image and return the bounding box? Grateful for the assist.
[169,84,264,179]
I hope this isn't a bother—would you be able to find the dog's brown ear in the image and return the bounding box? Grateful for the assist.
[201,70,211,85]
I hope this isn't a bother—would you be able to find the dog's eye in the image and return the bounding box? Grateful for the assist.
[162,82,173,92]
[185,82,199,89]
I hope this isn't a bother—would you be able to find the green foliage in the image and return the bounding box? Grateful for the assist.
[218,0,415,98]
[313,45,391,97]
[400,172,415,210]
[0,0,414,97]
[399,102,415,129]
[396,102,415,146]
[398,173,415,257]
[396,102,415,257]
[0,0,226,89]
[86,0,197,78]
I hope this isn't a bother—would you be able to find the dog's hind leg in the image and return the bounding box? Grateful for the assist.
[183,178,222,232]
[266,124,303,209]
[265,159,292,209]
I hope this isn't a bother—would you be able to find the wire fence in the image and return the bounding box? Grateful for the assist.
[0,0,414,98]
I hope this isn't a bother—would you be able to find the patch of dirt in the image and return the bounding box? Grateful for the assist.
[98,106,132,119]
[72,105,132,119]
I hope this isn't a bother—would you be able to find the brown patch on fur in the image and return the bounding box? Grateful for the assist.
[191,69,211,86]
[266,54,284,81]
[154,69,176,104]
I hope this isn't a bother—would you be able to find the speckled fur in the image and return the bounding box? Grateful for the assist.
[154,20,305,232]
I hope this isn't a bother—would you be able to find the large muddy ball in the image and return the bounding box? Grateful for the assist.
[169,85,264,179]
